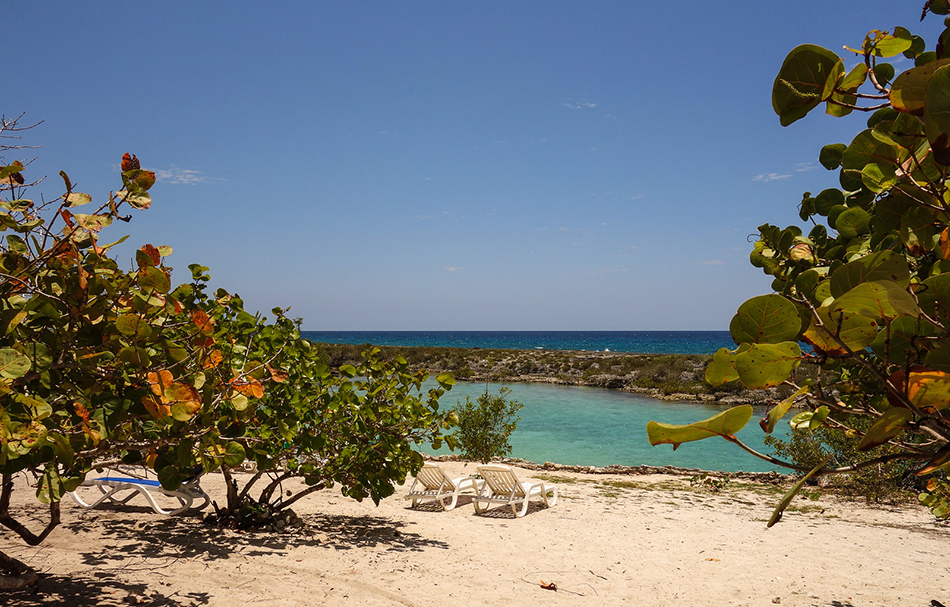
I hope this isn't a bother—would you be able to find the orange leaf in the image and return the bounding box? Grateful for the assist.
[193,335,215,349]
[232,378,264,399]
[267,365,288,383]
[141,394,171,418]
[191,310,214,336]
[121,153,134,172]
[941,228,950,261]
[203,350,224,370]
[140,244,161,267]
[146,370,174,397]
[73,402,90,424]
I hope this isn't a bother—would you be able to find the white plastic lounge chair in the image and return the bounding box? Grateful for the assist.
[474,464,558,517]
[405,462,483,511]
[68,470,210,516]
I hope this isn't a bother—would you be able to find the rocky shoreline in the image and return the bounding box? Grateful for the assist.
[314,343,797,406]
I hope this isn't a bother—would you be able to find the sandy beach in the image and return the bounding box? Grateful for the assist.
[2,461,948,606]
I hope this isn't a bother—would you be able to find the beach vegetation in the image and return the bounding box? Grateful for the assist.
[647,6,950,524]
[0,119,455,588]
[451,386,523,463]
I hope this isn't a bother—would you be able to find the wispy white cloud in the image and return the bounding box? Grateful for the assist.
[155,166,220,185]
[630,193,646,200]
[795,162,817,172]
[752,172,792,182]
[416,214,434,220]
[700,259,725,266]
[445,267,462,272]
[563,99,597,110]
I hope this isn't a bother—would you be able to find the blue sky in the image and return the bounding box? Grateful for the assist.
[5,2,944,330]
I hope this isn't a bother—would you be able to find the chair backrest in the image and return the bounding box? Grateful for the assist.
[478,465,525,497]
[416,463,454,490]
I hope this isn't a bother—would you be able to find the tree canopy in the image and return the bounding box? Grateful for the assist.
[648,5,950,524]
[0,115,456,588]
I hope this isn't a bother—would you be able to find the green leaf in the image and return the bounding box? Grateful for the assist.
[831,280,920,321]
[829,250,910,298]
[874,28,913,58]
[841,129,902,172]
[735,342,802,389]
[891,58,950,116]
[834,207,871,239]
[871,317,931,365]
[768,458,828,527]
[339,364,357,378]
[763,385,808,434]
[0,349,31,379]
[925,65,950,165]
[64,192,92,207]
[802,304,878,355]
[900,206,936,254]
[436,373,456,388]
[857,407,913,451]
[827,63,867,118]
[223,441,246,467]
[729,294,802,345]
[115,314,152,339]
[646,405,753,450]
[772,44,843,126]
[138,266,171,294]
[818,144,847,170]
[704,347,739,385]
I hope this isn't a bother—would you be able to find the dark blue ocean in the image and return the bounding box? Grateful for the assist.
[300,330,733,354]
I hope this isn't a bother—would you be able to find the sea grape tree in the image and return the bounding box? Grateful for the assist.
[647,5,950,524]
[0,115,456,588]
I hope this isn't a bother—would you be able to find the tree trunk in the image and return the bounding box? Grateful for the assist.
[0,551,38,591]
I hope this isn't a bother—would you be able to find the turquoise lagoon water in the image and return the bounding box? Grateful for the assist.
[304,331,787,472]
[419,380,790,473]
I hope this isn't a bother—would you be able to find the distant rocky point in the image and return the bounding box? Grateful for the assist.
[312,342,799,406]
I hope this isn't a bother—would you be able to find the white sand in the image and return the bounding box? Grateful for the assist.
[2,461,948,606]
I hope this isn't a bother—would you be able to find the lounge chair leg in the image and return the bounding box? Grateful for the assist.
[442,493,459,511]
[543,486,558,508]
[513,499,529,518]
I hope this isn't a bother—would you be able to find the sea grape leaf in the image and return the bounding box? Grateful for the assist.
[827,62,867,118]
[892,57,950,115]
[900,206,937,254]
[729,294,802,345]
[873,27,914,58]
[857,407,913,451]
[917,442,950,476]
[829,250,910,298]
[819,144,847,170]
[841,129,902,171]
[789,406,829,431]
[834,207,871,239]
[735,342,802,389]
[925,65,950,165]
[861,163,897,194]
[772,44,843,126]
[768,458,828,527]
[802,304,878,356]
[705,347,739,386]
[0,349,32,379]
[871,316,932,365]
[762,385,809,434]
[64,192,92,207]
[907,369,950,412]
[115,314,151,339]
[831,280,920,321]
[646,405,753,450]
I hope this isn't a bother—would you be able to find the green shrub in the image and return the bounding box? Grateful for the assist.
[451,386,523,463]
